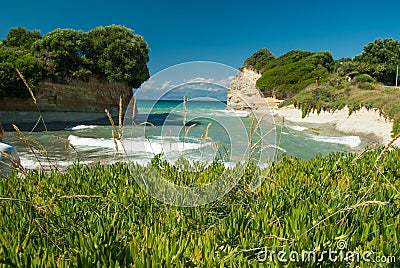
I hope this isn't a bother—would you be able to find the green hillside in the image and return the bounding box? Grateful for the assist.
[256,51,333,99]
[246,38,400,135]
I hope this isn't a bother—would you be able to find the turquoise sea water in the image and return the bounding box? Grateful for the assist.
[7,100,373,171]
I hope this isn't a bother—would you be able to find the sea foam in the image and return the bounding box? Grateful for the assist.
[309,135,361,148]
[65,125,97,131]
[287,125,308,132]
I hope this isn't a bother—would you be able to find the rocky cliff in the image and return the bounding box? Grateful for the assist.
[227,68,265,109]
[0,77,132,130]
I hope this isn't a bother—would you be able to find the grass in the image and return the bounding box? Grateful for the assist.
[1,147,399,267]
[281,74,400,136]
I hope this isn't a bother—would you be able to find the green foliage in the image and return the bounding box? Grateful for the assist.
[354,74,375,83]
[243,38,400,137]
[393,120,400,137]
[285,75,400,136]
[0,47,42,99]
[243,48,275,72]
[354,38,400,85]
[0,27,43,99]
[256,51,333,98]
[263,50,313,70]
[86,25,150,88]
[357,81,375,90]
[31,29,88,82]
[2,26,41,49]
[1,148,399,266]
[0,25,150,98]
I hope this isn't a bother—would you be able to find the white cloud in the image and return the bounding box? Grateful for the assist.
[217,76,235,87]
[184,76,234,88]
[160,80,172,90]
[140,79,156,90]
[206,87,226,92]
[186,77,215,84]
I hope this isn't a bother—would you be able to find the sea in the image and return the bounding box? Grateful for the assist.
[6,100,375,171]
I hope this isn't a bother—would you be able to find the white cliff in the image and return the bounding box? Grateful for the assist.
[227,68,265,109]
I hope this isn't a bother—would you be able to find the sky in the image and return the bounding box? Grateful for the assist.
[1,0,400,75]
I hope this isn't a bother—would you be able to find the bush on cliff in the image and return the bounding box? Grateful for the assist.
[256,51,333,99]
[242,48,275,73]
[0,47,42,99]
[0,25,150,99]
[86,25,150,88]
[31,29,88,83]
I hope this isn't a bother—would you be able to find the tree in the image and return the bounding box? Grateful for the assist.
[87,25,150,88]
[1,25,150,99]
[354,38,400,85]
[3,26,41,49]
[31,29,88,82]
[0,47,42,99]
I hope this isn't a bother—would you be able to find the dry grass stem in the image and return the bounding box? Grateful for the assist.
[140,121,157,129]
[16,69,37,105]
[51,135,79,158]
[58,195,102,199]
[300,199,390,239]
[0,152,27,176]
[119,96,123,134]
[249,118,255,149]
[105,108,122,140]
[12,124,61,172]
[132,96,137,124]
[16,69,48,132]
[184,124,197,142]
[183,95,187,127]
[112,130,119,152]
[375,132,400,165]
[205,123,211,138]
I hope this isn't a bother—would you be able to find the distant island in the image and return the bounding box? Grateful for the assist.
[0,25,150,130]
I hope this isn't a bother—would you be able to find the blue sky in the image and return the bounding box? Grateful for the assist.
[1,0,400,75]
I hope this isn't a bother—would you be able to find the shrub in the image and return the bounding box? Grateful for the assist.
[354,74,375,83]
[358,81,375,90]
[256,52,333,98]
[243,48,275,73]
[0,47,42,99]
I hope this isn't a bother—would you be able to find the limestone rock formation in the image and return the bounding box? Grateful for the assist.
[0,77,133,130]
[227,68,265,109]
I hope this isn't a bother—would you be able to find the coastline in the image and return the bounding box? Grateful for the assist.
[256,99,400,148]
[227,67,399,148]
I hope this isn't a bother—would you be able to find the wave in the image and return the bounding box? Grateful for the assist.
[287,125,308,132]
[68,135,122,150]
[19,155,76,171]
[68,135,213,154]
[65,125,97,131]
[125,137,213,155]
[309,135,361,148]
[214,109,250,117]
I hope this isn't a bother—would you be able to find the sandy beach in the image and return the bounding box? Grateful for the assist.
[257,99,400,147]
